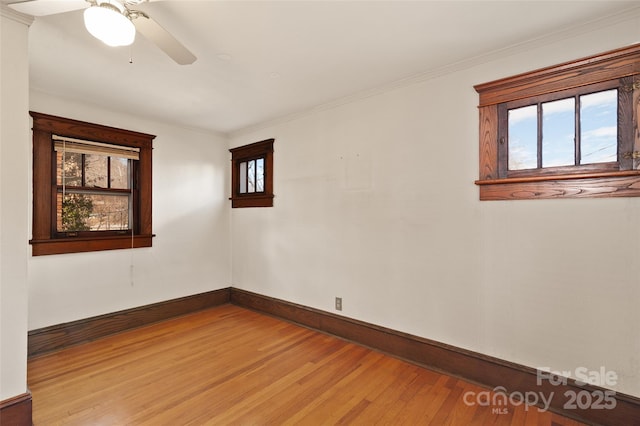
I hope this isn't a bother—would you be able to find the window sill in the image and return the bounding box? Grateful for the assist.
[229,194,274,208]
[30,234,154,256]
[475,170,640,200]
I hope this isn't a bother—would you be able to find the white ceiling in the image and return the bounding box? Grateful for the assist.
[14,0,640,134]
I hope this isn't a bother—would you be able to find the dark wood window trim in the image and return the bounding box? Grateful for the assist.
[30,112,155,255]
[474,44,640,200]
[229,139,274,208]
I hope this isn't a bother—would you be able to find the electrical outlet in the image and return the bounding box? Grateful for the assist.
[335,297,342,311]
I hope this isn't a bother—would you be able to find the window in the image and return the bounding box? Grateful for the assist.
[30,112,154,255]
[55,136,137,235]
[474,44,640,200]
[503,82,625,174]
[229,139,274,208]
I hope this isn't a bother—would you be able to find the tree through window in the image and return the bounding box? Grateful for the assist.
[30,112,154,255]
[55,136,138,234]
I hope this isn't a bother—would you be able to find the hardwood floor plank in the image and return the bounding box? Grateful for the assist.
[429,381,466,425]
[284,352,391,424]
[28,305,587,425]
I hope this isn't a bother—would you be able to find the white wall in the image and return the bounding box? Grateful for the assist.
[229,16,640,397]
[28,91,231,329]
[0,9,31,401]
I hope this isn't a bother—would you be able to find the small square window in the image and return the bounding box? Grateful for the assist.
[229,139,274,208]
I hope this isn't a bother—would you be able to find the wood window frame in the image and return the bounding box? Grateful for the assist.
[229,139,274,208]
[30,112,155,256]
[474,44,640,200]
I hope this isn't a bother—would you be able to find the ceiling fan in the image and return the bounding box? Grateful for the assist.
[6,0,196,65]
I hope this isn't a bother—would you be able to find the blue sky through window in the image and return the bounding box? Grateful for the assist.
[507,89,617,170]
[543,97,575,167]
[580,90,617,164]
[508,105,537,170]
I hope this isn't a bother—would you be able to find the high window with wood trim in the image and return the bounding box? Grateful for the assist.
[229,139,274,208]
[30,112,155,255]
[474,44,640,200]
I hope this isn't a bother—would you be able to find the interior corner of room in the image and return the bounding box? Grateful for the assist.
[2,1,640,425]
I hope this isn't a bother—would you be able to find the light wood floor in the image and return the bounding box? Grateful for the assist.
[28,304,586,425]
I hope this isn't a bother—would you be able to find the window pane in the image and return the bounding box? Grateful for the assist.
[580,89,617,164]
[542,97,575,167]
[239,161,247,193]
[58,192,130,232]
[85,154,108,188]
[57,152,82,186]
[256,158,264,192]
[508,105,538,170]
[247,159,255,193]
[110,157,130,189]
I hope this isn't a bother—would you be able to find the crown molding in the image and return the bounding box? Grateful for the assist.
[1,4,34,26]
[230,4,640,139]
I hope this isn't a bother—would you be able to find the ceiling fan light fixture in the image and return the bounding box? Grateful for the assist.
[84,2,136,47]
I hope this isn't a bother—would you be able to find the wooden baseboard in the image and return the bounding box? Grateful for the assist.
[230,288,640,426]
[28,288,231,357]
[0,392,32,426]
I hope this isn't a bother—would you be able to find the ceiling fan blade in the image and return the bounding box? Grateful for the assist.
[133,14,196,65]
[6,0,87,16]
